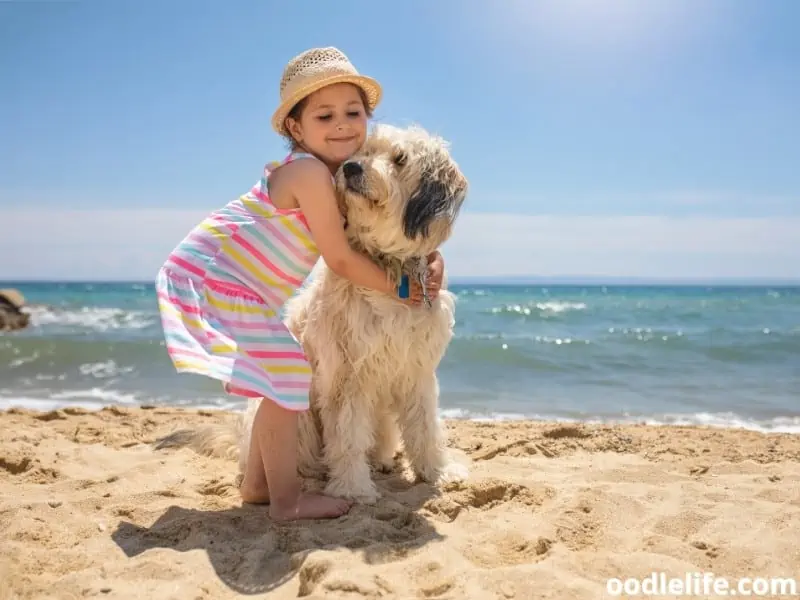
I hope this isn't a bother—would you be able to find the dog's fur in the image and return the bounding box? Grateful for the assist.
[155,123,469,503]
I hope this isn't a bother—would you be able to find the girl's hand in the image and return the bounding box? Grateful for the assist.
[425,251,445,301]
[396,276,423,306]
[408,279,426,305]
[396,252,446,307]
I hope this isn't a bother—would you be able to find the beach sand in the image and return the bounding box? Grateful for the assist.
[1,406,798,599]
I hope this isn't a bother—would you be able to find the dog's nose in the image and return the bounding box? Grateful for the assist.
[343,161,363,179]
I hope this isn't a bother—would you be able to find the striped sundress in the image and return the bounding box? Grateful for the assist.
[155,152,324,411]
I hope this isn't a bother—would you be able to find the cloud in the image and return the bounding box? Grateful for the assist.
[1,209,798,281]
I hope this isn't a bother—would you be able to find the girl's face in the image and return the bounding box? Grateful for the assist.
[286,82,369,168]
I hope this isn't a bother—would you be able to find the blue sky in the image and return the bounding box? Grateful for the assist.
[2,0,799,281]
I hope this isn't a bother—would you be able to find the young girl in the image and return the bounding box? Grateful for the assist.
[156,47,445,521]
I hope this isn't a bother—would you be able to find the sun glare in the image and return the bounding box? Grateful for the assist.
[498,0,715,60]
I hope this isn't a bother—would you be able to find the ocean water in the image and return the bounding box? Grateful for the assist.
[1,281,799,432]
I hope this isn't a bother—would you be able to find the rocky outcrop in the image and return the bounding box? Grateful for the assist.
[0,289,30,332]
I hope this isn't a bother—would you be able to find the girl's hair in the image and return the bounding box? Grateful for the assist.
[282,86,374,150]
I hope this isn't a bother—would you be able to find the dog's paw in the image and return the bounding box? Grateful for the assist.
[373,462,395,475]
[415,460,469,485]
[436,461,469,484]
[370,454,397,474]
[324,478,381,505]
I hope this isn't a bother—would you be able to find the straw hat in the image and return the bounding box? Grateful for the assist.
[271,47,382,136]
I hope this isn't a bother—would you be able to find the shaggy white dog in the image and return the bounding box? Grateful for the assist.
[156,123,469,503]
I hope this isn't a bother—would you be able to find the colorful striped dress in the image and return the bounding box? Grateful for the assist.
[155,152,324,411]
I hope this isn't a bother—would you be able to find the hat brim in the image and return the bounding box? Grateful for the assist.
[271,74,383,135]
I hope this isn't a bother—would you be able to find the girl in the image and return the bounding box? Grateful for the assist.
[156,47,445,521]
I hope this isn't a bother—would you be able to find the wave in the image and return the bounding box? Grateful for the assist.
[439,408,800,434]
[22,305,157,334]
[2,338,168,380]
[77,360,136,379]
[48,387,140,404]
[0,392,243,413]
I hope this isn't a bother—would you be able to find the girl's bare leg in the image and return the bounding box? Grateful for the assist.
[239,397,353,520]
[239,412,271,503]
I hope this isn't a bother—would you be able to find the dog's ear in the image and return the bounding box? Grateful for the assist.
[403,169,466,239]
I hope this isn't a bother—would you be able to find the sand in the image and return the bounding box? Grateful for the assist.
[1,406,799,600]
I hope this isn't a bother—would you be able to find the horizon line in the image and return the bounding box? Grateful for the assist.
[2,276,799,287]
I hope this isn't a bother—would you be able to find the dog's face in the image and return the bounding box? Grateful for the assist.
[334,123,468,259]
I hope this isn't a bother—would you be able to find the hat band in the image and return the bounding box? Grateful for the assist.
[280,68,360,100]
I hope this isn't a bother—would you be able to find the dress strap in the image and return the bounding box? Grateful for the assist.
[287,151,320,163]
[263,151,335,185]
[264,151,325,178]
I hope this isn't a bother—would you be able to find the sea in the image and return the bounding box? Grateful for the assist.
[1,281,799,433]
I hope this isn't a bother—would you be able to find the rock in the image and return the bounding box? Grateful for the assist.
[0,288,30,332]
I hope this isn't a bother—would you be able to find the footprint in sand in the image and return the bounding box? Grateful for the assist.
[196,478,235,497]
[464,531,553,568]
[553,488,620,551]
[0,446,61,484]
[542,425,592,440]
[690,539,720,559]
[297,556,333,597]
[653,510,713,540]
[472,424,626,462]
[412,561,456,598]
[423,478,555,523]
[0,451,34,475]
[565,486,649,551]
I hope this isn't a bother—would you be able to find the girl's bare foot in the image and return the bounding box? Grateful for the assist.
[246,398,352,520]
[269,493,353,521]
[239,478,271,504]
